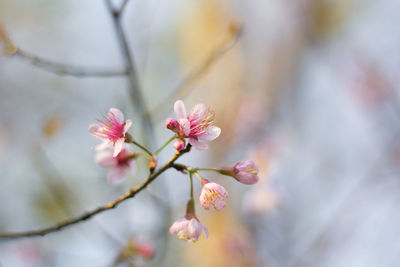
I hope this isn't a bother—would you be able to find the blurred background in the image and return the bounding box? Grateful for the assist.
[1,0,400,266]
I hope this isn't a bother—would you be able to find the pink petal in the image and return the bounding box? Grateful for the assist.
[178,118,191,136]
[198,126,221,141]
[189,138,208,150]
[124,119,132,134]
[107,167,127,184]
[113,139,124,157]
[187,219,200,238]
[89,124,102,139]
[174,100,187,119]
[93,140,112,151]
[169,218,187,235]
[189,104,206,119]
[95,150,117,168]
[201,223,209,239]
[109,108,124,123]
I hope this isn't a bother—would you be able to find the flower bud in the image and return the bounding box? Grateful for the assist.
[173,139,186,151]
[220,160,259,185]
[165,118,180,132]
[136,243,155,259]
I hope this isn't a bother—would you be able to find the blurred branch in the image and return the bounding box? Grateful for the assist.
[13,48,128,77]
[0,144,191,239]
[117,0,130,15]
[148,25,243,119]
[105,0,155,145]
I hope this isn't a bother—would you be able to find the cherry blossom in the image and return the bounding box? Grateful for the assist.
[166,100,221,150]
[96,147,136,184]
[199,179,229,211]
[89,108,132,157]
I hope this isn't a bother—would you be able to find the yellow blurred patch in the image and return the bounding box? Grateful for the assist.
[182,209,255,267]
[42,115,64,140]
[0,23,17,55]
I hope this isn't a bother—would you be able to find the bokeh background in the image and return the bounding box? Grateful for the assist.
[1,0,400,266]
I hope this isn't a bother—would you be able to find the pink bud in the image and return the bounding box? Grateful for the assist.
[165,118,180,132]
[136,244,155,259]
[221,160,259,185]
[173,139,186,151]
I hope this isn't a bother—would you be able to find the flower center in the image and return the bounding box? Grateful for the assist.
[188,108,215,137]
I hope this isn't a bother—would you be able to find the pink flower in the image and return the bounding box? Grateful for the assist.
[169,199,209,242]
[199,179,229,211]
[169,217,209,242]
[89,108,132,157]
[96,148,136,184]
[166,100,221,150]
[221,160,259,185]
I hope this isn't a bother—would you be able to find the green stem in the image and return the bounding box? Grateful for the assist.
[192,171,203,181]
[131,140,152,156]
[195,168,221,172]
[189,172,194,200]
[154,136,176,156]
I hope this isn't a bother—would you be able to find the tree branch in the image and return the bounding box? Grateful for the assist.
[0,144,191,239]
[148,26,243,119]
[13,48,128,77]
[105,0,155,146]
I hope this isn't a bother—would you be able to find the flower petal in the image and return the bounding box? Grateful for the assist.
[187,219,201,238]
[113,139,124,157]
[96,150,117,168]
[109,108,124,123]
[92,140,112,151]
[174,100,187,119]
[124,119,132,134]
[107,167,126,184]
[169,217,187,235]
[89,124,103,139]
[198,126,221,141]
[201,223,209,239]
[189,138,208,150]
[178,118,191,136]
[189,104,206,119]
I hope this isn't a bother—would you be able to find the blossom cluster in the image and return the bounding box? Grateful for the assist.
[89,100,259,242]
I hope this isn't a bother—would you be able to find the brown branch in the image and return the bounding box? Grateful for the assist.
[148,25,244,120]
[105,0,155,146]
[13,48,128,77]
[0,144,191,239]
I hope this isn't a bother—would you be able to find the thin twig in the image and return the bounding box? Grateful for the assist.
[116,0,130,15]
[105,0,155,146]
[13,48,128,77]
[0,144,191,239]
[148,26,243,119]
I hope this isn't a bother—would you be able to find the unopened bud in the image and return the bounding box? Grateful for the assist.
[149,155,157,173]
[165,118,180,132]
[173,139,185,151]
[136,243,155,259]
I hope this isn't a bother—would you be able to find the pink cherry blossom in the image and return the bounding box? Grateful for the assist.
[169,217,209,242]
[199,179,229,211]
[96,148,136,184]
[167,100,221,150]
[89,108,132,157]
[221,160,259,185]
